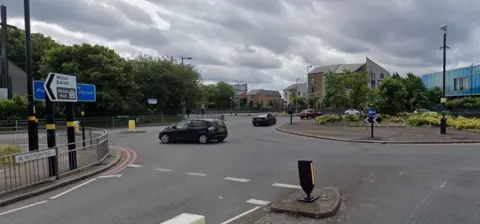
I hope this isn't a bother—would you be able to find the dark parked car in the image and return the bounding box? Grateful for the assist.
[300,109,323,119]
[252,113,276,126]
[159,119,228,144]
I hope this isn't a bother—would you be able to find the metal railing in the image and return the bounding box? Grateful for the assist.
[0,127,108,195]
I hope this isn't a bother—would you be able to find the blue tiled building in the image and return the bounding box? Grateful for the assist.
[422,64,480,97]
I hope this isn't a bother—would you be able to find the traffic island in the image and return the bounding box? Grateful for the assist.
[270,187,341,219]
[277,120,480,144]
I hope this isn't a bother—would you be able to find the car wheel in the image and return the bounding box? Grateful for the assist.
[198,134,209,144]
[160,134,170,143]
[217,138,225,142]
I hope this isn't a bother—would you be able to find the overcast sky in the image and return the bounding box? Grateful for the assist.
[2,0,480,90]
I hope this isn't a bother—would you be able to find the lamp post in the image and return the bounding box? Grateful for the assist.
[306,65,312,109]
[439,24,449,134]
[471,63,474,96]
[24,0,38,151]
[180,56,192,65]
[295,78,300,114]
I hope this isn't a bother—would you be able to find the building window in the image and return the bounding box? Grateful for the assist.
[371,80,376,88]
[380,73,384,78]
[311,87,315,93]
[454,77,469,91]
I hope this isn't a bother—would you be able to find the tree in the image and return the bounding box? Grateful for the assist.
[1,25,60,80]
[248,100,254,109]
[239,97,248,108]
[293,96,306,107]
[402,73,428,111]
[256,102,262,109]
[376,77,407,114]
[268,99,274,108]
[308,97,319,108]
[215,82,235,109]
[344,71,370,110]
[323,71,348,108]
[39,44,143,116]
[426,87,442,106]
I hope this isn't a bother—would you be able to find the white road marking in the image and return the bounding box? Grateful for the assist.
[246,199,271,205]
[127,164,142,168]
[161,213,205,224]
[154,168,173,172]
[272,183,302,189]
[186,172,208,177]
[220,206,261,224]
[49,178,97,200]
[224,177,250,182]
[97,174,122,178]
[0,200,48,216]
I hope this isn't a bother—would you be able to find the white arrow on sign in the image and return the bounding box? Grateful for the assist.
[364,117,382,124]
[44,72,78,102]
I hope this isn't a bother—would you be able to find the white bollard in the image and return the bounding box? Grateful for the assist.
[161,213,205,224]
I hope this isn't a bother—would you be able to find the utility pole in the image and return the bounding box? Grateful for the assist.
[24,0,39,151]
[471,63,474,96]
[180,56,192,65]
[295,78,300,114]
[439,24,449,134]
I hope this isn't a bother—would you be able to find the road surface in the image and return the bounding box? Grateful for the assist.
[1,116,480,224]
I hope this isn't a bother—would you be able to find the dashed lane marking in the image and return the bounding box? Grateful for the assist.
[272,183,302,189]
[0,200,48,216]
[127,164,142,168]
[154,168,173,172]
[186,172,208,177]
[246,199,270,206]
[220,206,261,224]
[50,178,97,200]
[224,177,250,183]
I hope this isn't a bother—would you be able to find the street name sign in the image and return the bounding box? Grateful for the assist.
[15,149,56,163]
[44,72,77,102]
[34,81,96,102]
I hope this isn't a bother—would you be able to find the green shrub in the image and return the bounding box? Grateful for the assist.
[315,114,341,124]
[390,116,405,123]
[344,115,361,122]
[0,145,22,165]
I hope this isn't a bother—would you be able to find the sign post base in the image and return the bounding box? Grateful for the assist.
[297,195,319,203]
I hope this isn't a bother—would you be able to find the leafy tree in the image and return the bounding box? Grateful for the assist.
[391,72,401,80]
[256,102,262,109]
[426,87,442,106]
[248,100,254,109]
[323,71,348,108]
[293,96,306,107]
[308,97,319,108]
[39,44,143,116]
[268,99,274,108]
[0,94,28,119]
[1,25,60,80]
[402,73,428,111]
[344,71,370,110]
[376,77,407,114]
[239,97,248,108]
[215,82,235,109]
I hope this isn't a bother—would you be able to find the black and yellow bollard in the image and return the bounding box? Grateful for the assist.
[297,160,319,202]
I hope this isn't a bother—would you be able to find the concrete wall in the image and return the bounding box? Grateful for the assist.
[365,57,390,88]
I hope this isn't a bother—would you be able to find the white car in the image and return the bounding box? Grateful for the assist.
[344,109,360,115]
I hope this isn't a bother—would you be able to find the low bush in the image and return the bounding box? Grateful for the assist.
[0,145,22,165]
[390,116,405,123]
[344,115,361,122]
[315,114,342,124]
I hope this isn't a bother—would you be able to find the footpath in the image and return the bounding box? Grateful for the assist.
[277,120,480,144]
[0,147,122,207]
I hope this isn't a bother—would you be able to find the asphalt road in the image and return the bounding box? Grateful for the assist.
[2,116,480,224]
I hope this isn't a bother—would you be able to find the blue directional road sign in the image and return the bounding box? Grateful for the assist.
[33,81,96,102]
[368,108,376,117]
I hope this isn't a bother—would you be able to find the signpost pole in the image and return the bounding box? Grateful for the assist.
[66,103,77,170]
[81,103,86,148]
[45,97,57,177]
[24,0,38,152]
[371,122,374,138]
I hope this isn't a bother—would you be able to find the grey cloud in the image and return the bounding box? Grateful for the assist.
[108,1,156,25]
[203,66,274,84]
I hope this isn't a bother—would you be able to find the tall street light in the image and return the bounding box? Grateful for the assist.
[471,63,474,96]
[295,78,300,114]
[180,56,192,65]
[306,65,312,109]
[439,24,449,134]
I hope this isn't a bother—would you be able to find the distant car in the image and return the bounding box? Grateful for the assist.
[252,113,276,126]
[159,119,228,144]
[300,109,323,119]
[344,109,361,115]
[413,109,437,115]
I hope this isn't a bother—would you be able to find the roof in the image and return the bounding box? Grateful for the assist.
[283,82,307,91]
[308,63,364,75]
[263,90,281,97]
[247,89,281,97]
[234,91,246,96]
[247,89,261,95]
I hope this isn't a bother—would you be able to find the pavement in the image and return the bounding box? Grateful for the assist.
[277,120,480,143]
[1,116,480,223]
